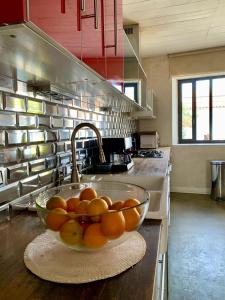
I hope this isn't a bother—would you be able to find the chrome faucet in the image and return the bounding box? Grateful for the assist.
[71,122,106,183]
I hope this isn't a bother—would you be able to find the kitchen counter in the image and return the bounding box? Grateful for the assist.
[0,212,161,300]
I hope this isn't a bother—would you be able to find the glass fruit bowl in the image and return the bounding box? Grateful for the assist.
[35,181,150,252]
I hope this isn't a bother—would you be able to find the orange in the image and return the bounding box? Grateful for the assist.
[87,198,108,222]
[100,195,113,207]
[101,210,125,239]
[45,208,69,231]
[76,200,90,214]
[79,187,97,201]
[60,220,83,246]
[122,208,140,231]
[83,223,108,249]
[111,201,124,211]
[46,196,67,210]
[123,198,141,214]
[66,197,80,212]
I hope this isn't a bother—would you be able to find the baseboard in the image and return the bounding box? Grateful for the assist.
[171,186,210,194]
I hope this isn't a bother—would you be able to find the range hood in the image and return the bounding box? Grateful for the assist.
[0,23,144,112]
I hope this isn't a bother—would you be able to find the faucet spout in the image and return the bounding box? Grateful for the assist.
[71,122,106,183]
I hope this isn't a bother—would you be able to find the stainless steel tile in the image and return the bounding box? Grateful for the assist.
[58,153,71,166]
[45,130,58,142]
[78,129,86,139]
[0,131,5,146]
[6,130,27,145]
[59,129,70,141]
[28,130,45,143]
[55,142,65,153]
[58,105,68,117]
[51,117,63,128]
[74,98,81,108]
[20,175,39,195]
[64,164,72,176]
[0,112,17,128]
[69,108,77,118]
[4,94,26,112]
[46,156,57,169]
[0,92,3,110]
[37,143,55,157]
[0,182,20,204]
[27,99,44,114]
[38,116,51,128]
[64,118,74,128]
[85,112,91,120]
[21,145,37,161]
[65,141,71,152]
[63,99,73,107]
[46,102,58,116]
[7,163,28,183]
[39,170,53,187]
[0,167,5,186]
[29,158,46,175]
[0,147,18,164]
[78,110,85,119]
[18,114,36,128]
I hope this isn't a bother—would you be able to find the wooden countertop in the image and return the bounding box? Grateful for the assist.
[0,212,161,300]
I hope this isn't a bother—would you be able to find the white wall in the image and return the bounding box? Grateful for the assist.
[141,49,225,194]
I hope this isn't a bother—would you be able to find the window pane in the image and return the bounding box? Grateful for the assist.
[212,78,225,140]
[181,83,192,139]
[196,80,210,140]
[125,86,135,101]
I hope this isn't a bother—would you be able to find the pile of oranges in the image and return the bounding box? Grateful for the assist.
[44,187,142,249]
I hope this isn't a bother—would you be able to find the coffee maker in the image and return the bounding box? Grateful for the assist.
[102,137,134,172]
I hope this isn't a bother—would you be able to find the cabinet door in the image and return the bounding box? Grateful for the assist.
[29,0,82,59]
[80,0,106,78]
[0,0,27,24]
[104,0,124,87]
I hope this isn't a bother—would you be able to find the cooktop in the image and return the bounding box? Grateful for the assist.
[133,150,164,158]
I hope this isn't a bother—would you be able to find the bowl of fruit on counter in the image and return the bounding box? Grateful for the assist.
[35,181,150,251]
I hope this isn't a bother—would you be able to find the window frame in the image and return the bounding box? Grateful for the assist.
[178,75,225,144]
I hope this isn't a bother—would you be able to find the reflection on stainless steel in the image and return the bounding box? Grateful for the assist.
[0,167,5,185]
[28,130,45,143]
[4,94,26,112]
[18,114,36,128]
[6,130,27,145]
[46,156,57,169]
[78,110,85,119]
[38,116,51,128]
[58,105,68,117]
[0,147,18,164]
[69,108,78,118]
[58,153,71,166]
[21,145,37,161]
[65,141,71,152]
[27,98,44,114]
[0,112,16,127]
[45,130,58,142]
[29,158,45,175]
[0,92,3,109]
[55,142,65,153]
[7,163,28,183]
[59,129,70,141]
[0,182,20,204]
[20,175,39,195]
[51,117,63,128]
[39,170,53,187]
[64,118,74,128]
[78,129,86,139]
[46,102,58,116]
[71,123,106,183]
[37,143,55,157]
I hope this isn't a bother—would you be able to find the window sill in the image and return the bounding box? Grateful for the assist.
[173,143,225,147]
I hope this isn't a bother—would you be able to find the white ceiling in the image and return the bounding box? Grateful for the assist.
[123,0,225,57]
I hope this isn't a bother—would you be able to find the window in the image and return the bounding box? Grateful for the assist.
[178,75,225,143]
[124,82,138,103]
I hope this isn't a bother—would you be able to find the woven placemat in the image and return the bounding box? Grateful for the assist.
[24,231,146,284]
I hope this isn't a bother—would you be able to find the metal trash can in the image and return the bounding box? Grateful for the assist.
[210,160,225,200]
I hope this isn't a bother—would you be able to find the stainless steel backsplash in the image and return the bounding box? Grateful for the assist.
[0,86,137,207]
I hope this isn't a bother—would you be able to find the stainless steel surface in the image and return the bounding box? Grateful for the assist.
[46,156,57,169]
[39,170,53,187]
[64,118,74,128]
[6,130,27,145]
[0,112,16,127]
[69,108,78,118]
[0,131,5,146]
[55,142,65,153]
[0,167,5,186]
[38,116,51,128]
[45,130,58,142]
[20,175,39,195]
[71,122,106,183]
[4,94,26,112]
[65,141,71,152]
[37,143,55,157]
[29,158,46,175]
[211,161,225,200]
[58,105,68,117]
[58,153,71,166]
[7,163,29,183]
[0,92,3,109]
[0,182,20,203]
[21,145,37,161]
[28,130,45,143]
[59,129,70,141]
[27,98,44,114]
[45,102,58,116]
[51,117,63,128]
[0,147,18,164]
[18,114,36,128]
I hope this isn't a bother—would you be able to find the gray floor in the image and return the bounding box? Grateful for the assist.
[168,193,225,300]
